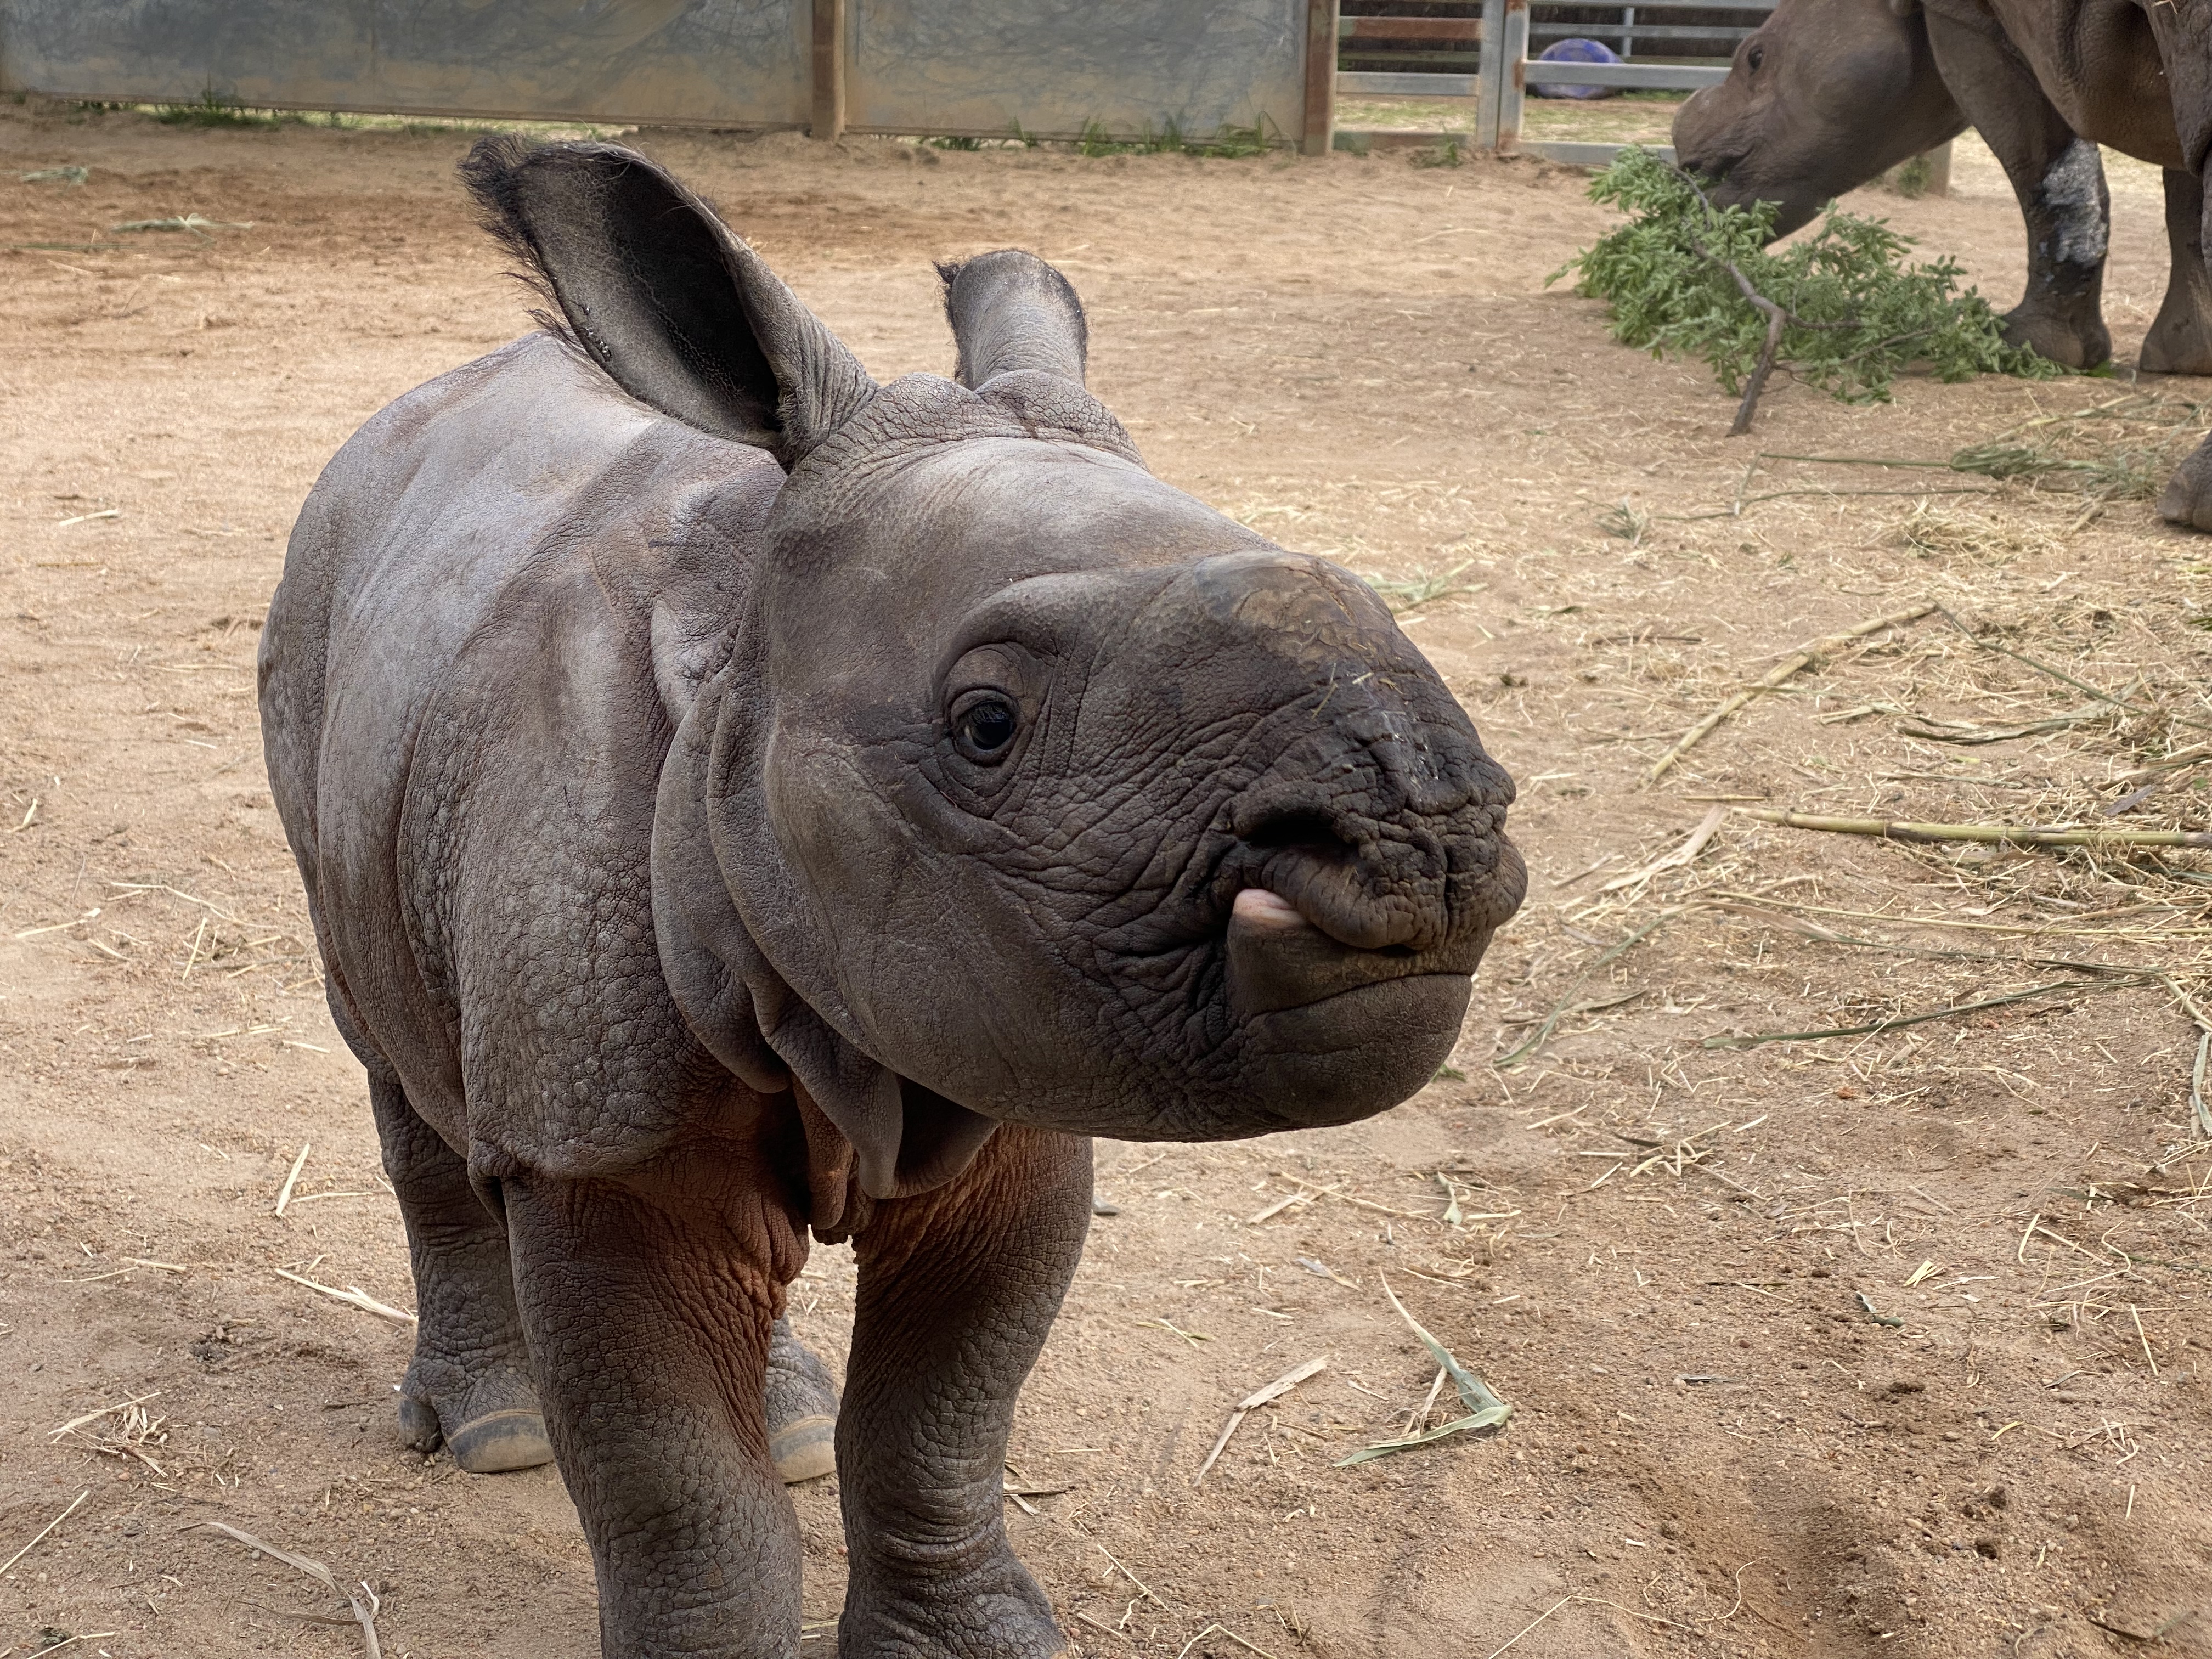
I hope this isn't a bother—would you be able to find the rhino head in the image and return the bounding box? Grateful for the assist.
[1672,0,1965,236]
[466,139,1525,1200]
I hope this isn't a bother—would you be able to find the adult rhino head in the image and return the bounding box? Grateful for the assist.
[466,141,1526,1199]
[1678,0,2212,385]
[1672,0,1965,237]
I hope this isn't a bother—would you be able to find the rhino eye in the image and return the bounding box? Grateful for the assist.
[1747,44,1763,70]
[955,695,1019,761]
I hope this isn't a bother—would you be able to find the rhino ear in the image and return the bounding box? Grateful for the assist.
[937,250,1089,387]
[461,136,874,469]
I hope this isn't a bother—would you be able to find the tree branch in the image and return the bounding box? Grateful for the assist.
[1663,160,1857,435]
[1724,266,1788,437]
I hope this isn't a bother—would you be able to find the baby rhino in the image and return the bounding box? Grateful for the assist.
[259,137,1525,1658]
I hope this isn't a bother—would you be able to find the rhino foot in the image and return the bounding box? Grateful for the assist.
[396,1363,555,1474]
[836,1575,1070,1659]
[2000,304,2110,371]
[2159,438,2212,532]
[2140,307,2212,377]
[765,1314,839,1484]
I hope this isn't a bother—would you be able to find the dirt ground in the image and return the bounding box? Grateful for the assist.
[3,95,2210,1659]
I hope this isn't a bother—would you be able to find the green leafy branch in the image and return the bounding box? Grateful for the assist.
[1553,149,2060,433]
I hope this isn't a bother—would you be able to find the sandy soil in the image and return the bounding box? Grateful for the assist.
[2,98,2210,1659]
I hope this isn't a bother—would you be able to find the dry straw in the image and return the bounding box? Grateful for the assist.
[188,1520,383,1658]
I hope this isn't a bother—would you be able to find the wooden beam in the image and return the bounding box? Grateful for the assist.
[811,0,845,141]
[1493,0,1528,155]
[1475,0,1503,150]
[1302,0,1339,157]
[1341,16,1482,41]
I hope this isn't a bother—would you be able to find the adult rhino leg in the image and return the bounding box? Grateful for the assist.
[1924,15,2110,369]
[503,1157,802,1659]
[2159,168,2212,529]
[370,1069,552,1474]
[2143,170,2212,376]
[837,1126,1091,1659]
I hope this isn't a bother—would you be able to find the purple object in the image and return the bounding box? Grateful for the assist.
[1532,37,1622,101]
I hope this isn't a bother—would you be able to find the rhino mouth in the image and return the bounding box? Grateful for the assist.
[1218,887,1482,1131]
[1224,885,1468,1016]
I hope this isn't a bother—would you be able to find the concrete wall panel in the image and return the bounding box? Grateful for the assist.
[0,1,1311,143]
[0,1,811,128]
[846,0,1306,142]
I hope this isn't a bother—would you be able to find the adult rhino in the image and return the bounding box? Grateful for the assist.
[1671,0,2212,527]
[258,137,1525,1658]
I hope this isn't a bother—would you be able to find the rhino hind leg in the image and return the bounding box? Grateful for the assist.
[2159,436,2212,531]
[2142,170,2212,377]
[2154,170,2212,530]
[764,1315,838,1483]
[370,1071,554,1474]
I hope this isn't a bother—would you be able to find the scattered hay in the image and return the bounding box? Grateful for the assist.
[1362,559,1482,614]
[1333,1276,1511,1464]
[188,1521,385,1658]
[1192,1354,1328,1485]
[1501,494,2212,1119]
[1889,500,2057,562]
[51,1395,171,1475]
[1597,498,1651,544]
[110,213,253,235]
[0,1489,88,1578]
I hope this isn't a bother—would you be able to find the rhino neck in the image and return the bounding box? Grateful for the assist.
[650,667,1001,1205]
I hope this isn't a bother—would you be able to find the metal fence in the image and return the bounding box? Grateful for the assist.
[1329,0,1767,162]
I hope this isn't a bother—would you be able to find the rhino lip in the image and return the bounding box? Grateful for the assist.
[1225,885,1454,1017]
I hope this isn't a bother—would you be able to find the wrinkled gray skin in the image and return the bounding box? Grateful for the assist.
[258,138,1524,1658]
[1674,0,2212,527]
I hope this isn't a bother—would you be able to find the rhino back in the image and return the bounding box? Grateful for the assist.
[261,331,781,1169]
[1980,0,2189,165]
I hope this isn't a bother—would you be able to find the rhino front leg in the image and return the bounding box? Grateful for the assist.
[371,1071,552,1474]
[837,1126,1092,1659]
[1925,13,2111,370]
[504,1156,805,1659]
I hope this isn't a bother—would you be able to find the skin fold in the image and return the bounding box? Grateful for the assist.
[258,139,1526,1656]
[1672,0,2212,525]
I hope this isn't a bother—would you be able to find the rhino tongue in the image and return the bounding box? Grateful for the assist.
[1225,885,1423,1017]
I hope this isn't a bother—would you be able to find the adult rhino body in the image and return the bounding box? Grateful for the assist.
[1672,0,2212,527]
[258,138,1523,1658]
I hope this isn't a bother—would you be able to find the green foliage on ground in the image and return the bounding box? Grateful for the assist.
[1555,147,2061,407]
[1074,116,1277,159]
[151,88,282,127]
[1884,151,1937,199]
